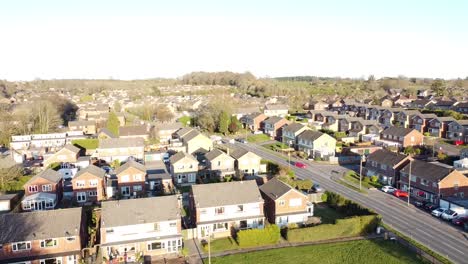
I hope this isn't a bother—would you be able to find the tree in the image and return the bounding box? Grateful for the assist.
[228,116,241,134]
[106,112,120,136]
[155,105,175,122]
[113,101,122,112]
[32,100,62,133]
[431,79,445,96]
[151,86,162,96]
[0,165,23,191]
[218,111,230,135]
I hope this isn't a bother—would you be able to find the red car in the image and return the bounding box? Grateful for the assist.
[294,162,307,168]
[452,216,468,226]
[393,189,409,198]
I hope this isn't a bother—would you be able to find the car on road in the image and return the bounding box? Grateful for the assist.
[294,162,307,168]
[311,183,324,193]
[393,189,408,198]
[235,138,248,144]
[451,216,468,226]
[381,186,396,193]
[423,202,438,212]
[431,208,446,217]
[441,209,459,221]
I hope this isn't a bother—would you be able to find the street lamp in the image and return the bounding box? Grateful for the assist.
[359,154,363,190]
[407,158,412,207]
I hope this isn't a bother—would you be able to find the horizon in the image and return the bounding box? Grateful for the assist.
[1,0,467,81]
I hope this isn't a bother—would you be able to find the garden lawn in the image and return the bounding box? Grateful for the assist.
[211,239,425,264]
[263,142,289,151]
[202,237,240,253]
[314,204,346,224]
[344,171,382,189]
[247,134,271,143]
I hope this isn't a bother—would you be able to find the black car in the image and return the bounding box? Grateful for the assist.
[424,203,438,212]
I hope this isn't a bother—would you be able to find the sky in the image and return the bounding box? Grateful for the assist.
[0,0,467,80]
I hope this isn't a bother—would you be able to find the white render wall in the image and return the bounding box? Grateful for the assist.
[198,202,263,223]
[104,220,179,244]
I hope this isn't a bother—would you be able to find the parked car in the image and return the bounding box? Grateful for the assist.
[423,203,438,212]
[451,216,468,226]
[311,183,324,193]
[393,189,409,198]
[236,138,248,144]
[294,162,307,168]
[441,209,459,221]
[431,208,446,217]
[381,186,396,193]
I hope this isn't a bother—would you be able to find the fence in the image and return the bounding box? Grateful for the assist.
[182,228,198,240]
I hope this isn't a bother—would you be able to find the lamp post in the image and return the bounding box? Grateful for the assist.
[288,140,292,170]
[359,154,363,191]
[208,229,211,264]
[407,159,412,206]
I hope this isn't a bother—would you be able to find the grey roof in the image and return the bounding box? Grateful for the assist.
[119,125,147,136]
[155,122,183,131]
[263,116,284,125]
[27,168,61,184]
[401,160,452,182]
[192,180,263,208]
[175,127,194,138]
[452,120,468,126]
[264,104,288,110]
[101,196,180,228]
[205,149,228,161]
[229,148,250,160]
[297,130,324,141]
[435,116,456,122]
[181,130,201,142]
[169,152,197,164]
[98,138,144,149]
[0,193,18,201]
[98,128,117,138]
[259,178,295,200]
[381,127,415,137]
[74,164,105,179]
[0,208,82,243]
[114,160,146,175]
[282,123,306,134]
[366,149,408,168]
[63,144,80,154]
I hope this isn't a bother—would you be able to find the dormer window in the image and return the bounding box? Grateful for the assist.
[12,241,32,251]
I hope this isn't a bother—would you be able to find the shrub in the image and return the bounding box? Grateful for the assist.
[423,132,431,136]
[370,175,379,183]
[325,191,375,216]
[321,193,328,202]
[237,224,281,248]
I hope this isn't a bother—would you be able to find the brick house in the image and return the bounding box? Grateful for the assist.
[43,144,81,168]
[240,112,267,132]
[426,117,455,138]
[262,117,290,140]
[259,178,313,227]
[409,113,437,134]
[394,110,421,128]
[72,165,106,204]
[119,125,149,141]
[0,207,86,264]
[22,169,63,211]
[364,149,410,185]
[446,120,468,143]
[115,160,147,198]
[68,120,97,135]
[400,160,468,203]
[377,127,424,148]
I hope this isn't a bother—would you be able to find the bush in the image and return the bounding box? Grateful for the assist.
[321,193,328,202]
[370,175,379,183]
[237,224,281,248]
[325,191,375,216]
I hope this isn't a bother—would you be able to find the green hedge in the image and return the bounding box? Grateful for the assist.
[286,215,380,243]
[325,191,375,216]
[72,139,99,150]
[237,224,281,248]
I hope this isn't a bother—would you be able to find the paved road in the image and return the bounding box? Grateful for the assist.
[236,142,468,264]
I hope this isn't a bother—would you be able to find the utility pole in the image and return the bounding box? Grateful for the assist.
[208,229,211,264]
[359,154,363,190]
[408,159,412,206]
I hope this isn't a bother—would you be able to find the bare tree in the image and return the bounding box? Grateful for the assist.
[32,100,62,133]
[0,165,23,191]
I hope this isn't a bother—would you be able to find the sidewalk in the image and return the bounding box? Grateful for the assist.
[185,239,204,264]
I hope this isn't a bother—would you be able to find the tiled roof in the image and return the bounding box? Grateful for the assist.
[192,180,263,208]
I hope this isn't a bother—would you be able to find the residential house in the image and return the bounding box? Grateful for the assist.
[100,196,182,262]
[328,99,343,111]
[189,181,265,239]
[348,119,382,139]
[308,101,329,111]
[393,95,415,107]
[180,130,213,155]
[378,108,403,128]
[296,130,336,159]
[394,110,421,128]
[115,160,147,198]
[146,162,174,195]
[155,122,183,144]
[204,149,235,180]
[322,113,341,131]
[338,117,360,132]
[364,149,410,185]
[427,117,455,138]
[43,144,80,168]
[366,106,384,121]
[22,169,63,211]
[453,102,468,114]
[282,123,311,147]
[240,112,267,132]
[68,120,97,135]
[233,106,261,120]
[96,138,145,162]
[119,125,149,141]
[410,99,434,109]
[427,100,458,111]
[447,120,468,143]
[97,128,117,139]
[0,193,20,213]
[377,127,424,148]
[263,117,289,140]
[400,160,468,203]
[259,178,313,227]
[0,208,85,264]
[263,104,289,117]
[169,152,199,186]
[72,165,106,204]
[409,113,438,134]
[380,97,394,108]
[230,148,263,177]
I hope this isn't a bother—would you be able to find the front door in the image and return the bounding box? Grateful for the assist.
[177,175,183,184]
[122,186,130,196]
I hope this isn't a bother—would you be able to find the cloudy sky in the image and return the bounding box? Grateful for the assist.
[0,0,467,80]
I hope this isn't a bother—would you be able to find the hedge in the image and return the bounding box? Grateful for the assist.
[325,191,375,216]
[237,224,281,248]
[286,215,380,243]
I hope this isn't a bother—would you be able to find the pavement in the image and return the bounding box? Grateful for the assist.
[236,142,468,264]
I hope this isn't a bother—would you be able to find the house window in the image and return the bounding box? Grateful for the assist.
[289,198,302,207]
[454,181,459,190]
[134,174,142,181]
[410,175,417,182]
[213,222,228,231]
[88,191,98,197]
[106,228,114,234]
[154,223,160,231]
[133,185,143,192]
[170,222,177,228]
[433,182,438,188]
[147,242,162,250]
[76,181,85,187]
[200,209,207,214]
[40,258,62,264]
[28,185,38,193]
[89,180,98,187]
[42,184,52,192]
[237,205,244,212]
[77,192,86,202]
[421,179,429,186]
[380,164,387,170]
[215,207,225,215]
[66,237,76,242]
[121,175,130,182]
[12,241,32,251]
[40,239,58,248]
[217,161,221,166]
[279,200,285,206]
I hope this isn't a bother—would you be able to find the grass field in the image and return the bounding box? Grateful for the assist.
[344,171,382,189]
[247,134,271,143]
[202,237,240,253]
[211,239,425,264]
